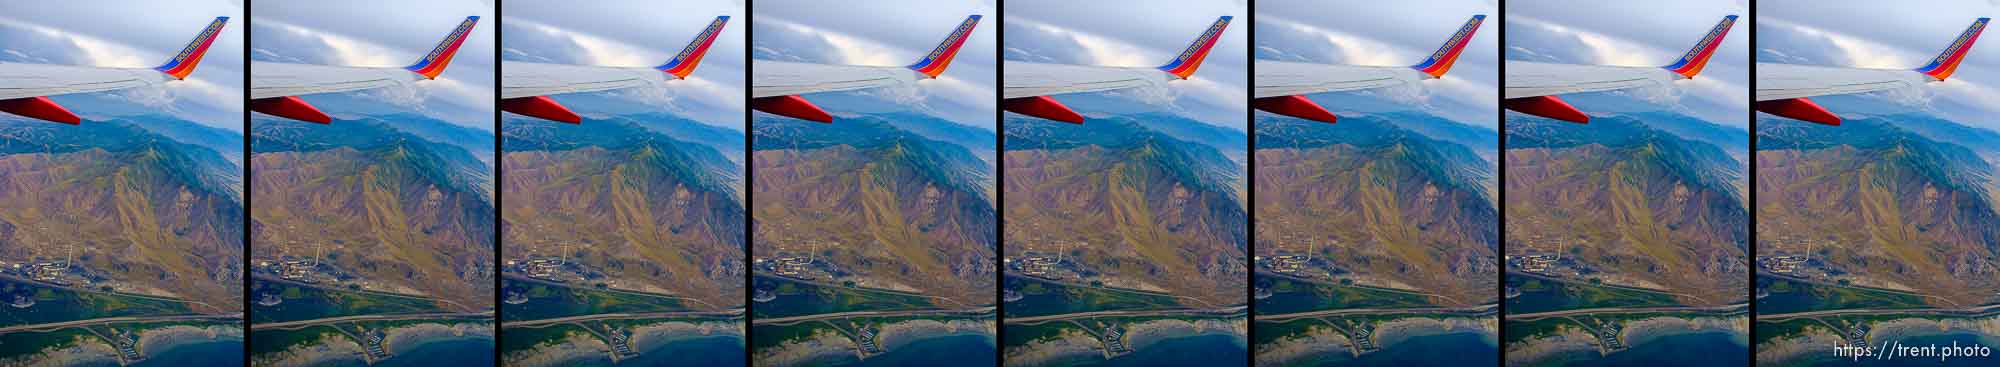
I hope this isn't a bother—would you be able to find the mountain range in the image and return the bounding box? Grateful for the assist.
[1255,112,1498,306]
[1005,113,1246,307]
[751,113,996,305]
[1757,113,2000,304]
[251,115,494,311]
[502,116,746,309]
[1505,112,1748,305]
[0,115,243,312]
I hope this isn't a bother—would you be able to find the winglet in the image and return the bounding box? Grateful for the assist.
[657,16,730,79]
[1915,18,1989,81]
[1410,15,1484,79]
[153,17,229,80]
[908,15,981,79]
[1662,15,1736,79]
[1158,16,1232,80]
[405,16,480,80]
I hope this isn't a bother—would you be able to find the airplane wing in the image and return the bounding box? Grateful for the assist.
[1755,18,1987,125]
[500,16,728,123]
[0,17,228,124]
[1002,16,1232,123]
[1502,15,1735,123]
[250,16,479,124]
[1252,15,1483,123]
[750,15,980,123]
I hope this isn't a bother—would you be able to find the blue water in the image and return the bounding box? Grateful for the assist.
[1791,332,2000,367]
[134,339,244,366]
[620,335,747,366]
[1543,331,1745,366]
[1095,334,1247,367]
[1298,331,1497,366]
[375,337,494,367]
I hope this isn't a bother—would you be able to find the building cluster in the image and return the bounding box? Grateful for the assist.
[1006,240,1081,281]
[607,325,637,357]
[110,328,142,363]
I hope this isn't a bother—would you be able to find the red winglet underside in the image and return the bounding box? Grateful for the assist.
[1004,96,1084,124]
[1504,96,1589,124]
[1755,98,1840,126]
[1252,95,1337,124]
[0,97,81,125]
[752,95,832,123]
[251,96,332,124]
[502,96,582,124]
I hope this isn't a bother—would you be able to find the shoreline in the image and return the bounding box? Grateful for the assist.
[754,316,993,367]
[1256,315,1496,366]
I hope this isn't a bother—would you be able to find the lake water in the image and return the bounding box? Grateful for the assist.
[620,335,748,366]
[1540,331,1745,366]
[135,339,245,367]
[375,337,494,367]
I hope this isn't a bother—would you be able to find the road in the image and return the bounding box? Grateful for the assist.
[1002,306,1246,325]
[751,307,996,326]
[1755,304,2000,322]
[1504,303,1747,321]
[0,314,241,334]
[502,309,745,328]
[1255,304,1496,322]
[251,311,494,330]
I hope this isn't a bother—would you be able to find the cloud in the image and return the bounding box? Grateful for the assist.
[1257,15,1409,66]
[1509,15,1669,66]
[1758,17,1919,69]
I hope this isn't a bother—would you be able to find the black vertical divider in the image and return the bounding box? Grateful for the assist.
[993,2,1008,366]
[1243,3,1257,366]
[240,2,254,366]
[1493,3,1508,366]
[742,2,757,365]
[491,1,505,364]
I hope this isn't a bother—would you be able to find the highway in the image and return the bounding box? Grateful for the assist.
[251,311,494,330]
[1256,304,1496,322]
[1505,303,1747,321]
[0,314,241,334]
[1755,304,2000,322]
[752,307,996,326]
[503,309,745,328]
[1002,306,1246,325]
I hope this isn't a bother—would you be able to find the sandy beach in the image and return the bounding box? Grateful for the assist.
[752,326,854,367]
[1002,327,1103,367]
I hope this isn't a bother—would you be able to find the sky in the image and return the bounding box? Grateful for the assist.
[753,0,997,130]
[501,0,744,128]
[1758,0,2000,132]
[0,0,244,130]
[1506,0,1750,128]
[1005,0,1248,130]
[1256,0,1498,128]
[252,0,495,130]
